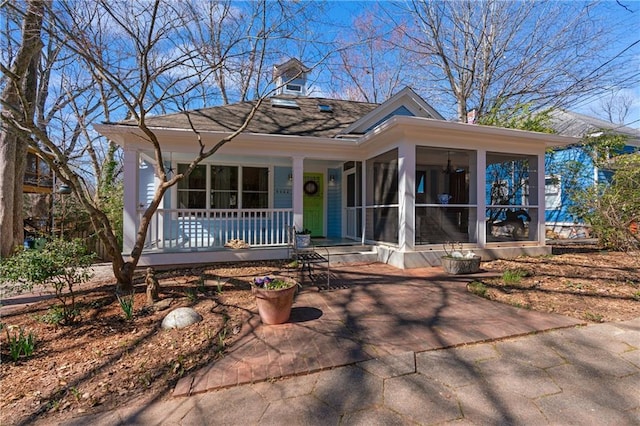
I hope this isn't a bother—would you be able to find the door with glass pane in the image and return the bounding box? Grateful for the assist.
[345,170,362,239]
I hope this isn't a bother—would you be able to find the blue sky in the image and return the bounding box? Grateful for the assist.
[319,0,640,128]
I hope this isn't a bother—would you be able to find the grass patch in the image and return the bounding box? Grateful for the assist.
[502,269,528,285]
[583,311,604,322]
[467,281,488,297]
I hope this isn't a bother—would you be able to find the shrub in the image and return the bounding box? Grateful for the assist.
[571,149,639,252]
[0,239,95,325]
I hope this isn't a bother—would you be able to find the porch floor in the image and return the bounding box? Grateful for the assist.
[309,237,363,247]
[174,262,581,397]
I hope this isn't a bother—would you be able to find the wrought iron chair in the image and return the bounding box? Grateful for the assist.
[287,226,330,289]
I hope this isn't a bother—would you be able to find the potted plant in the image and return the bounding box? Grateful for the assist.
[440,242,481,275]
[252,276,299,324]
[295,228,312,248]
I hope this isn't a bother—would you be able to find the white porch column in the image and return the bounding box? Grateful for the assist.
[292,156,304,230]
[476,149,487,247]
[536,152,546,245]
[398,143,416,251]
[361,161,367,245]
[122,148,139,254]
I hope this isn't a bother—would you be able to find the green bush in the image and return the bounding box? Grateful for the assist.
[571,146,639,252]
[0,239,95,325]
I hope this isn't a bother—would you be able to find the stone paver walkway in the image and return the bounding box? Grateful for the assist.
[61,317,640,425]
[173,263,581,397]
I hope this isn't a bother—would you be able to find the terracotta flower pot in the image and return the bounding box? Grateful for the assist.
[252,278,298,325]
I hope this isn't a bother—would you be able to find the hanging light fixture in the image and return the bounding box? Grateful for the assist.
[443,151,454,174]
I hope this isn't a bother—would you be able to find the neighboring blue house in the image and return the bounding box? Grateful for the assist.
[545,110,640,238]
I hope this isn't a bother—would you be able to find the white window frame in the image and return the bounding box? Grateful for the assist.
[545,175,562,210]
[175,163,271,210]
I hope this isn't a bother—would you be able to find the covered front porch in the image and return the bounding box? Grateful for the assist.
[125,142,367,266]
[117,117,573,268]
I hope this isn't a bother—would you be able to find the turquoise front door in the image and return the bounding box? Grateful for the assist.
[303,173,323,237]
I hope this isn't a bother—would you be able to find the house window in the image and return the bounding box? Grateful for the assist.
[24,151,53,189]
[177,164,270,210]
[545,176,562,210]
[211,166,238,208]
[177,164,206,209]
[242,167,268,209]
[25,152,39,186]
[286,84,301,92]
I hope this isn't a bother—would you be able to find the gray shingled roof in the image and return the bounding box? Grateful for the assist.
[123,97,379,138]
[549,110,640,142]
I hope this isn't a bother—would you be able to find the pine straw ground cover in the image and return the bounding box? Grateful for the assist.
[0,261,285,426]
[1,244,639,425]
[478,244,640,323]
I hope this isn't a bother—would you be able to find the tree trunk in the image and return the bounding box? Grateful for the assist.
[0,131,17,257]
[0,0,46,257]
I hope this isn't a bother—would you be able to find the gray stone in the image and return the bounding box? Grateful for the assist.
[161,307,203,329]
[384,373,462,424]
[536,391,636,425]
[186,386,268,425]
[495,336,566,369]
[357,351,415,378]
[454,383,549,425]
[621,348,640,369]
[313,365,383,412]
[341,406,409,425]
[477,357,561,399]
[259,394,340,426]
[251,372,318,401]
[416,349,480,389]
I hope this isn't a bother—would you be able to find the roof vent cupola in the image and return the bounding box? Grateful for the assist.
[273,58,310,97]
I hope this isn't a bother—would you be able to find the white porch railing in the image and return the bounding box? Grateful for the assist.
[139,208,293,250]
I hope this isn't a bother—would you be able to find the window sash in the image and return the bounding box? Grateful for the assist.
[177,164,269,210]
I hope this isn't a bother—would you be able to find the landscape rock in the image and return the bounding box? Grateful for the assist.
[161,307,202,329]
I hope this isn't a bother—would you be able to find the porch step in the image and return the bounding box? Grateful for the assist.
[321,245,378,265]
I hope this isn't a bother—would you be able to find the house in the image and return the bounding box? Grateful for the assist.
[23,147,55,241]
[545,110,640,238]
[94,59,576,268]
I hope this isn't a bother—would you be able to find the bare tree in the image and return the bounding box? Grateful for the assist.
[1,0,325,290]
[594,90,634,125]
[170,0,321,108]
[396,0,639,122]
[327,8,410,103]
[0,0,47,257]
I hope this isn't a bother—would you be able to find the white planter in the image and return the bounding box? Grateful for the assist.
[296,234,311,248]
[441,256,481,274]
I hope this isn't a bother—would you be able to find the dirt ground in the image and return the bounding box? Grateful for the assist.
[1,243,638,425]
